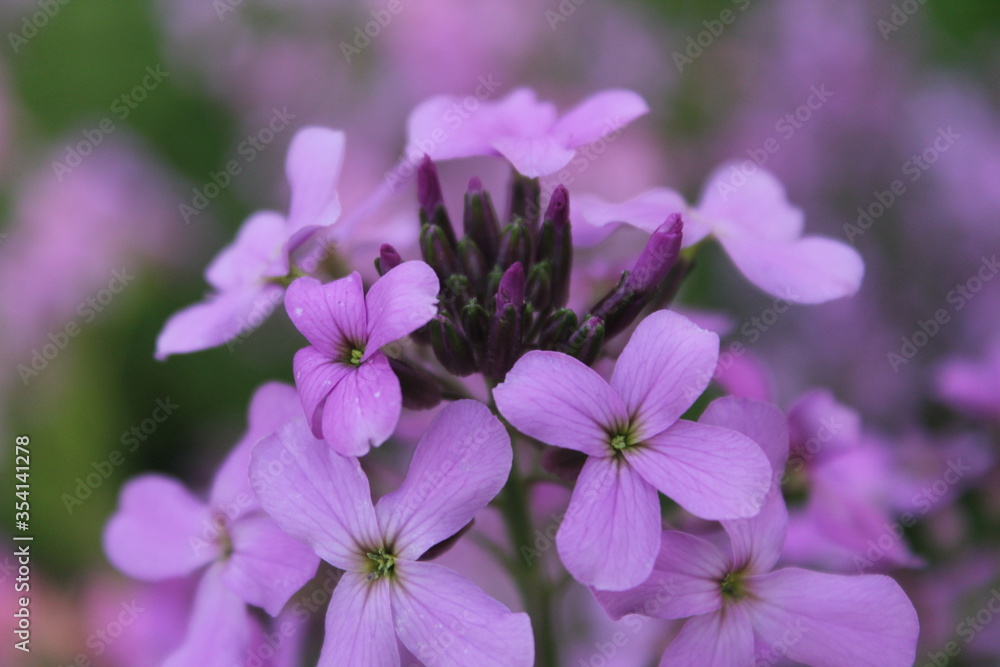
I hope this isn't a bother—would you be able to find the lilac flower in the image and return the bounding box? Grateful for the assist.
[573,162,864,303]
[156,127,345,359]
[494,311,772,591]
[249,400,534,667]
[103,383,319,666]
[936,336,1000,422]
[406,87,648,177]
[594,396,919,667]
[284,261,439,456]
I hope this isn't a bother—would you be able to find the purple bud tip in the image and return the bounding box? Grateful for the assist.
[379,243,402,272]
[580,314,603,332]
[468,176,484,193]
[660,212,684,236]
[417,156,444,213]
[543,185,570,229]
[628,216,683,292]
[496,262,526,310]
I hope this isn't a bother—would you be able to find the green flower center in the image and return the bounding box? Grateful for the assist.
[366,548,396,581]
[349,348,365,366]
[720,572,748,601]
[610,434,628,451]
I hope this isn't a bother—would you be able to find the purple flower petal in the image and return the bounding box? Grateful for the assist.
[223,514,319,617]
[249,419,379,571]
[319,572,398,667]
[364,260,439,358]
[718,232,864,304]
[658,607,754,667]
[392,561,534,667]
[163,564,254,667]
[285,274,366,357]
[205,211,289,291]
[557,457,661,591]
[375,400,511,560]
[746,568,919,667]
[698,162,804,241]
[320,352,402,456]
[610,311,720,442]
[405,94,493,162]
[292,346,353,438]
[700,396,790,473]
[626,420,772,520]
[490,135,576,178]
[571,188,695,247]
[104,475,217,580]
[495,351,628,456]
[594,530,727,621]
[155,282,284,360]
[284,127,345,251]
[552,89,649,149]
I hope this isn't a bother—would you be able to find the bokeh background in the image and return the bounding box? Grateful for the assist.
[1,0,999,665]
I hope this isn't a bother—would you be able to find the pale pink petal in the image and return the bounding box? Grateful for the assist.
[155,282,284,360]
[571,189,695,247]
[594,530,727,621]
[318,572,398,667]
[495,350,628,457]
[285,274,366,356]
[552,89,649,149]
[698,163,804,241]
[627,420,772,520]
[610,311,719,441]
[103,475,216,580]
[405,94,493,161]
[376,400,510,560]
[285,127,345,250]
[659,607,754,667]
[557,457,661,591]
[320,352,402,456]
[223,515,320,616]
[292,346,353,438]
[163,564,253,667]
[490,135,576,178]
[249,419,379,571]
[205,211,289,291]
[392,561,534,667]
[786,388,862,460]
[364,261,439,357]
[717,233,864,304]
[746,568,919,667]
[700,397,789,481]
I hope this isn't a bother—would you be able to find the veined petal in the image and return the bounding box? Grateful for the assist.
[718,233,864,304]
[594,530,727,621]
[557,457,661,591]
[552,89,649,149]
[103,475,216,580]
[746,568,919,667]
[249,419,379,571]
[205,211,289,291]
[627,420,772,521]
[658,607,755,667]
[376,400,510,560]
[292,346,352,438]
[320,352,402,457]
[285,274,366,356]
[495,350,627,456]
[285,127,345,250]
[611,311,720,441]
[364,261,439,358]
[223,514,320,616]
[392,561,534,667]
[318,571,398,667]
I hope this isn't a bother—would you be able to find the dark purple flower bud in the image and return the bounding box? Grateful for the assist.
[388,357,443,410]
[461,299,490,354]
[535,185,572,307]
[625,214,683,293]
[537,308,578,350]
[429,315,478,376]
[375,243,403,276]
[507,171,542,232]
[417,156,457,246]
[561,315,605,366]
[496,220,533,272]
[496,262,525,312]
[457,237,488,296]
[420,224,460,279]
[526,261,552,312]
[463,177,501,265]
[484,263,526,381]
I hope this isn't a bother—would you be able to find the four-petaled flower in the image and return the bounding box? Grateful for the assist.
[494,310,773,591]
[249,400,534,667]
